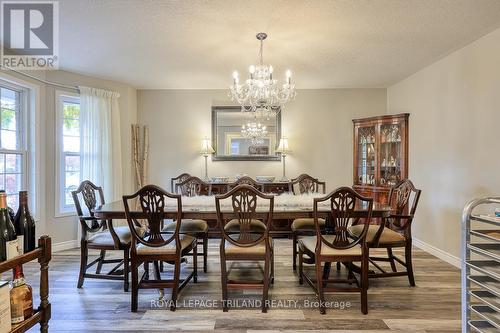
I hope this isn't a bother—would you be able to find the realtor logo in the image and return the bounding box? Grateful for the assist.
[1,1,59,69]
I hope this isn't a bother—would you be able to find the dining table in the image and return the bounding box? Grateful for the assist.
[93,193,392,236]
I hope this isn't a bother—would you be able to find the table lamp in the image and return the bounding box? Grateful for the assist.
[276,138,292,182]
[200,138,215,181]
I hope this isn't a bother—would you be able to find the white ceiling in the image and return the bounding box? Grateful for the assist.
[58,0,500,89]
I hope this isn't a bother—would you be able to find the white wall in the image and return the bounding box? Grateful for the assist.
[387,27,500,260]
[0,69,137,248]
[137,89,386,191]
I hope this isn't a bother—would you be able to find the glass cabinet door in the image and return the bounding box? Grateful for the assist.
[357,126,376,185]
[380,123,403,186]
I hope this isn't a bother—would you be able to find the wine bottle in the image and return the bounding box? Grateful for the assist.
[13,191,36,254]
[0,191,17,262]
[10,265,33,325]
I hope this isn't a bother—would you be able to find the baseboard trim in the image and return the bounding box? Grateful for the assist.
[413,238,461,268]
[52,239,79,253]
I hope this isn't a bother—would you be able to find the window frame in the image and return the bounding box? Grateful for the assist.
[0,79,29,211]
[55,90,81,217]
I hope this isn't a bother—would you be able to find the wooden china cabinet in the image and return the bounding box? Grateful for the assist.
[353,113,409,205]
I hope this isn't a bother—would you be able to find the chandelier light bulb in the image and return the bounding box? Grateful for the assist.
[286,70,292,84]
[249,65,255,73]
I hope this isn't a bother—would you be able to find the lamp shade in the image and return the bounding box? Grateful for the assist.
[276,138,291,154]
[200,138,215,155]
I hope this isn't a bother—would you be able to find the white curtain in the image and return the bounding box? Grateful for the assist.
[79,86,122,202]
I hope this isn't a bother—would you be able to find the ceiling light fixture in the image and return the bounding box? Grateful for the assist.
[230,32,296,117]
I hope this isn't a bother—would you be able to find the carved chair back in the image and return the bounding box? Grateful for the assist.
[313,187,373,253]
[72,180,108,239]
[176,176,212,196]
[291,174,326,194]
[386,179,421,238]
[227,176,264,192]
[171,173,191,193]
[216,184,274,247]
[123,185,182,253]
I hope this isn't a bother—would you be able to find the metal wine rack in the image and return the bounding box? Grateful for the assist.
[462,197,500,333]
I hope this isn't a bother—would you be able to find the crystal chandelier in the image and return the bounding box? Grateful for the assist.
[241,120,268,145]
[230,33,296,116]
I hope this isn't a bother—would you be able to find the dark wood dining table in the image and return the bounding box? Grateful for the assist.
[93,195,392,236]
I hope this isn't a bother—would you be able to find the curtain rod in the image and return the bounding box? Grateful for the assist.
[0,65,80,92]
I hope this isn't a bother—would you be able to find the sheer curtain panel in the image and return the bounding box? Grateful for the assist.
[79,86,122,202]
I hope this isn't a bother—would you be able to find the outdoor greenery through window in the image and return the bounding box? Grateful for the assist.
[0,84,25,211]
[59,93,81,213]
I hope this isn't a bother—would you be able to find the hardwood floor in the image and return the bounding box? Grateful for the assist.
[22,239,460,332]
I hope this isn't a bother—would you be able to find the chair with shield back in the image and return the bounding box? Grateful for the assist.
[298,187,373,314]
[290,174,326,271]
[164,176,210,272]
[123,185,197,312]
[171,173,191,193]
[216,184,274,312]
[348,179,421,286]
[226,176,265,192]
[72,180,134,291]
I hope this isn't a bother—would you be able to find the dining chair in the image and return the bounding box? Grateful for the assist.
[171,173,191,193]
[216,184,274,312]
[348,179,421,286]
[72,180,134,291]
[123,185,197,312]
[165,176,210,272]
[226,176,264,192]
[298,187,373,314]
[290,174,326,270]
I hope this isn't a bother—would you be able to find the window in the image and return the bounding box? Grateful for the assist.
[56,91,81,215]
[0,82,27,210]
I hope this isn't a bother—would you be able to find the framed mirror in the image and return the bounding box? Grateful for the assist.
[212,106,281,161]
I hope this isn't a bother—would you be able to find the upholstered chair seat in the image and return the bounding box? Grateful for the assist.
[87,226,132,246]
[348,225,405,245]
[163,219,209,233]
[291,218,325,231]
[224,238,272,256]
[136,235,196,255]
[299,235,362,256]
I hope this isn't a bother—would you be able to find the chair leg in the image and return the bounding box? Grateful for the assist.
[144,262,150,280]
[336,261,341,271]
[193,243,198,283]
[220,244,228,312]
[270,244,275,284]
[203,234,208,273]
[298,247,304,285]
[123,248,129,292]
[153,261,161,280]
[361,251,369,314]
[387,248,397,272]
[131,260,138,312]
[77,243,88,288]
[95,249,106,274]
[322,262,331,287]
[159,261,164,272]
[262,253,271,313]
[405,242,416,286]
[152,261,165,299]
[170,259,181,312]
[292,232,298,271]
[315,259,326,314]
